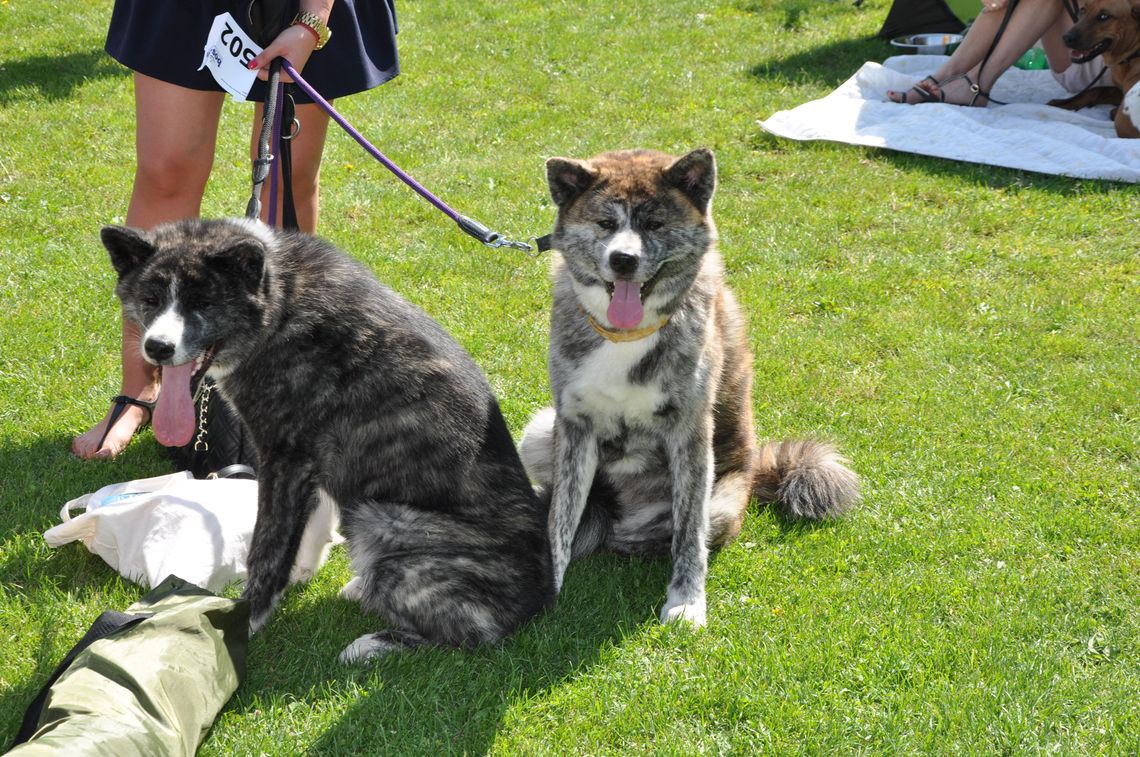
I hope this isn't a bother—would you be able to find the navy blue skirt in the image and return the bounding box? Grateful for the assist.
[106,0,398,103]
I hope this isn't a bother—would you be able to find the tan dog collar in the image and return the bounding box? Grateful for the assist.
[587,314,670,342]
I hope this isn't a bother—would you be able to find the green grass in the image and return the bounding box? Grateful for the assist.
[2,0,1138,753]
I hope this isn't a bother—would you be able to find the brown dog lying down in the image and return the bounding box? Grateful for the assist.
[1048,0,1140,138]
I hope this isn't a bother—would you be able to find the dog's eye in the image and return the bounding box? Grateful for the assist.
[596,218,617,232]
[141,295,161,308]
[641,219,664,232]
[1097,11,1110,20]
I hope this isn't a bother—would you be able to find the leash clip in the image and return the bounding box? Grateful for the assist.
[487,235,536,254]
[457,215,536,255]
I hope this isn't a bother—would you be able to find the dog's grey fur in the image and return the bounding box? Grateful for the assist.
[103,218,553,662]
[519,149,859,627]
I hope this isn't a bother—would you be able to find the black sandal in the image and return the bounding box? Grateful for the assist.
[94,395,157,453]
[938,72,1002,107]
[889,75,943,104]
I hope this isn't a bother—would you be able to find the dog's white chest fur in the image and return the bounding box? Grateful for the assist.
[560,337,665,432]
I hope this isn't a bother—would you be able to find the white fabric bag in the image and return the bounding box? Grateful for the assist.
[44,472,337,593]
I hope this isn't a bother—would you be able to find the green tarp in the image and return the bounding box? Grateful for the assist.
[9,577,248,756]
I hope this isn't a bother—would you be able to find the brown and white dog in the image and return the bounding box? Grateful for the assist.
[519,149,860,627]
[1049,0,1140,138]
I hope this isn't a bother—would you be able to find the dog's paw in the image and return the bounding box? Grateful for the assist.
[660,596,707,627]
[245,589,282,636]
[338,575,365,602]
[339,633,403,664]
[1124,81,1140,132]
[249,611,271,637]
[289,564,316,585]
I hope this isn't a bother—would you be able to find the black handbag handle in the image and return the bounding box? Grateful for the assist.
[246,0,300,47]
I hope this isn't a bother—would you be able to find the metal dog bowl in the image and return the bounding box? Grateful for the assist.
[889,33,964,55]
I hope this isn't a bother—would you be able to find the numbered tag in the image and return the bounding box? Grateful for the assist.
[199,12,263,101]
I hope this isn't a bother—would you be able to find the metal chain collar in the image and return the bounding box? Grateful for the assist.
[193,382,212,453]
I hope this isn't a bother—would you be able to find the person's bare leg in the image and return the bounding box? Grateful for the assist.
[251,100,331,233]
[73,74,224,460]
[889,0,1068,105]
[888,7,1006,103]
[939,0,1070,104]
[1042,9,1078,73]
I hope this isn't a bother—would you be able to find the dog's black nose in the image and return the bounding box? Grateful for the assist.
[144,338,176,363]
[609,251,639,275]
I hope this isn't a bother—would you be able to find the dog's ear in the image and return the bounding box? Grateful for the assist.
[207,239,266,295]
[101,225,155,279]
[665,148,717,215]
[546,157,598,208]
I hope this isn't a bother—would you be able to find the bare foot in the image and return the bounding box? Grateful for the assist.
[72,395,156,460]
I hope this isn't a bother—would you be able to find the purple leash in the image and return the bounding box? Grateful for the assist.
[279,59,532,252]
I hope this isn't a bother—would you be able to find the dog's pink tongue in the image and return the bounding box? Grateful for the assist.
[153,362,198,447]
[607,280,644,330]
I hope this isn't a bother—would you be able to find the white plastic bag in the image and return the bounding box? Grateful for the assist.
[44,472,337,592]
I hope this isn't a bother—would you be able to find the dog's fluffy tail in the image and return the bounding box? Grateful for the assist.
[752,440,860,520]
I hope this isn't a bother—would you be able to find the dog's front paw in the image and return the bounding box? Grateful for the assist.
[339,633,403,664]
[245,589,282,636]
[660,595,707,627]
[289,564,317,585]
[338,575,365,602]
[249,609,271,636]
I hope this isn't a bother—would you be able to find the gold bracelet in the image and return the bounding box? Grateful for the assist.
[291,11,331,50]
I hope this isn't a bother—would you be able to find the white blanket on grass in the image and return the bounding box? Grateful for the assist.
[759,55,1140,183]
